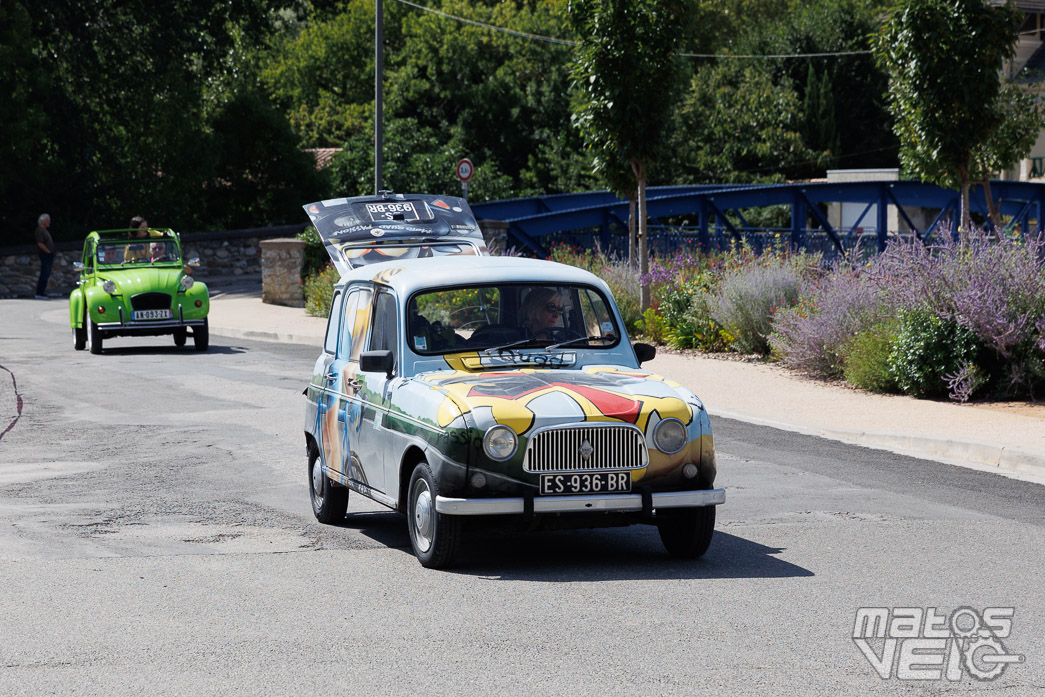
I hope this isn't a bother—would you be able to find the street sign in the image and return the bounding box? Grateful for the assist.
[455,158,474,182]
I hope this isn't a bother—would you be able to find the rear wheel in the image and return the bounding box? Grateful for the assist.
[656,505,715,558]
[87,316,103,355]
[173,327,187,347]
[407,461,461,569]
[193,318,209,351]
[308,442,347,524]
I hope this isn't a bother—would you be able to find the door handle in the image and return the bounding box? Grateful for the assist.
[325,372,338,382]
[346,379,362,390]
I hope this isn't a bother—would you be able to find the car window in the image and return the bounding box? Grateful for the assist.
[324,289,344,354]
[339,286,374,362]
[370,290,398,358]
[408,283,619,355]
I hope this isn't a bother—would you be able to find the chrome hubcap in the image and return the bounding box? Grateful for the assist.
[311,458,324,502]
[412,480,433,553]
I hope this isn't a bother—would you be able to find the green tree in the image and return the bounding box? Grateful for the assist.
[802,65,840,165]
[873,0,1024,232]
[569,0,687,310]
[668,62,824,184]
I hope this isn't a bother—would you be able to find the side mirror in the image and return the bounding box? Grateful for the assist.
[633,342,656,366]
[188,257,201,268]
[73,262,85,272]
[360,349,395,378]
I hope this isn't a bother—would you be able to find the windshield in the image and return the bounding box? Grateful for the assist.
[95,239,181,266]
[408,283,620,355]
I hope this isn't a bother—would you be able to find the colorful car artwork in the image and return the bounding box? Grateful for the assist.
[302,193,722,568]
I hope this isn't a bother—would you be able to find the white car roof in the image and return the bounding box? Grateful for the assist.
[337,256,612,298]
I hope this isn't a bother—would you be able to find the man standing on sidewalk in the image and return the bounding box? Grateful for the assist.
[34,213,55,299]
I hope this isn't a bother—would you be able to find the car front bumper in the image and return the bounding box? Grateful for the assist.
[435,488,725,516]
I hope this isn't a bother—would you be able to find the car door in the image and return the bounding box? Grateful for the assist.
[353,287,399,498]
[312,288,345,477]
[334,285,383,492]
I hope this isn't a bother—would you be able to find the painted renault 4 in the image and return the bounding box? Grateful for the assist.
[69,228,210,354]
[303,193,722,568]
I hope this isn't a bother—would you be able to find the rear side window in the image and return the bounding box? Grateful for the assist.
[324,290,343,354]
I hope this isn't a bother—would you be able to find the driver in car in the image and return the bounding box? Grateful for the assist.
[520,287,565,340]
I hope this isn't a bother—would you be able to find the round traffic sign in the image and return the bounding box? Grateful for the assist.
[455,158,474,182]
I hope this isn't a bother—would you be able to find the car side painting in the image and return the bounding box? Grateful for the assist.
[68,228,210,354]
[302,193,723,568]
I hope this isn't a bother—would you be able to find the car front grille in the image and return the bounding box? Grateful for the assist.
[131,292,172,311]
[522,424,648,473]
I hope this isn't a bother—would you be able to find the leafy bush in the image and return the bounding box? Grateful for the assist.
[771,269,893,378]
[841,319,900,393]
[303,264,338,317]
[709,261,803,355]
[635,308,668,343]
[876,231,1045,397]
[886,310,982,398]
[296,226,329,278]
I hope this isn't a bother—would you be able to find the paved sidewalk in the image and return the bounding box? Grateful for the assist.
[207,286,1045,484]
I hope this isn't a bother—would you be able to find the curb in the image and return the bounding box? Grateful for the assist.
[710,407,1045,481]
[209,325,321,347]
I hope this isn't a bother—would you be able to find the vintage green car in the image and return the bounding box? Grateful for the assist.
[68,228,210,354]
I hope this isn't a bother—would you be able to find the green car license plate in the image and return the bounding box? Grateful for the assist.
[539,472,631,496]
[133,309,172,320]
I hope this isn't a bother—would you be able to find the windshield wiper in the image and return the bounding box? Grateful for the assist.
[546,335,615,350]
[480,337,550,353]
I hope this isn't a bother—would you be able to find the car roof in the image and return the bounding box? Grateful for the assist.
[338,255,612,297]
[89,228,178,241]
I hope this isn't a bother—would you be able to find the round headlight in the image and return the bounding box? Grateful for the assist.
[653,418,687,454]
[180,275,194,291]
[102,279,116,294]
[483,425,517,461]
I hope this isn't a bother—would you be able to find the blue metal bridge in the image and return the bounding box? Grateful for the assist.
[469,180,1045,258]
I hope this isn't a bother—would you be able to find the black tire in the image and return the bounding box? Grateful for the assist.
[173,327,187,347]
[193,318,209,351]
[407,460,461,569]
[87,316,103,355]
[308,442,348,524]
[72,325,86,351]
[656,505,715,559]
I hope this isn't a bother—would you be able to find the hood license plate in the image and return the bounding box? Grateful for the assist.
[540,472,631,496]
[133,309,172,320]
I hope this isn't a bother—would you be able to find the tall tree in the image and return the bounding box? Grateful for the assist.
[873,0,1024,232]
[569,0,686,310]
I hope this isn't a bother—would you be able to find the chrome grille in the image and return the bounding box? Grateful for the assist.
[523,424,648,473]
[131,292,172,311]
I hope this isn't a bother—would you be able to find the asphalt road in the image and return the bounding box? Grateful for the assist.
[2,298,1044,696]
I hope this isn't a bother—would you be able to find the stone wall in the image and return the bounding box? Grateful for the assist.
[0,224,305,298]
[260,238,305,307]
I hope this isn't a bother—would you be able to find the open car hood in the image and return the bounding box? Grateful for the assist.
[303,194,489,276]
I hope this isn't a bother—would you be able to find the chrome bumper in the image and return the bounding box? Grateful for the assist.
[435,488,725,516]
[97,319,206,330]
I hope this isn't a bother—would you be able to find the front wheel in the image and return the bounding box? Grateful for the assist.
[656,505,715,558]
[87,316,103,355]
[193,318,209,351]
[407,461,461,569]
[308,442,347,524]
[72,325,86,351]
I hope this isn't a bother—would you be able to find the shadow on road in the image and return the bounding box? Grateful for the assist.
[346,510,813,581]
[94,343,249,356]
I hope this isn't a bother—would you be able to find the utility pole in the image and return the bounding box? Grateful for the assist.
[375,0,383,193]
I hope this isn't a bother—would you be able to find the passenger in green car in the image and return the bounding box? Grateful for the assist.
[126,216,151,262]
